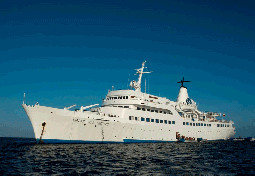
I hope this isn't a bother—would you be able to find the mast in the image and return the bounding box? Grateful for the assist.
[130,61,151,92]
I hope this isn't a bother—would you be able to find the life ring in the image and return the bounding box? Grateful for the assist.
[186,98,192,104]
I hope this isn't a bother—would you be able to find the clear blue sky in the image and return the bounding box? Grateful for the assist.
[0,0,254,138]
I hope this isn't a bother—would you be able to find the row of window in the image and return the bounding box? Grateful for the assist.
[106,96,129,100]
[113,106,129,108]
[137,107,173,115]
[129,116,175,125]
[183,122,212,127]
[217,124,230,127]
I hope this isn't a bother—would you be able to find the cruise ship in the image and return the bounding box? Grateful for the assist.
[22,61,235,143]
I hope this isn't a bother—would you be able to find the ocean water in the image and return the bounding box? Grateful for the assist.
[0,138,254,175]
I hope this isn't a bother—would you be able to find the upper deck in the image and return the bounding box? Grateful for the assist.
[102,89,176,110]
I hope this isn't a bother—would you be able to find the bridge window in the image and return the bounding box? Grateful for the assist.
[156,119,159,123]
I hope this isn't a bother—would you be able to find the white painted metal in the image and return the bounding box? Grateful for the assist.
[22,61,235,143]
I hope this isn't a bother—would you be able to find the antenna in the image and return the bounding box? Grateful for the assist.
[177,77,191,87]
[23,93,26,104]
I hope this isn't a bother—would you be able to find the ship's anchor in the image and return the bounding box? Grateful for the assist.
[39,122,46,144]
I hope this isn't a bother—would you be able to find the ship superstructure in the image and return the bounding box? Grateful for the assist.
[22,61,235,143]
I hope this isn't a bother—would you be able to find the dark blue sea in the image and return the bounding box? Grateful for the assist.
[0,138,254,175]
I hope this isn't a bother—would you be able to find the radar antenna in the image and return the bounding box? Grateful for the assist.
[130,61,152,92]
[177,77,191,87]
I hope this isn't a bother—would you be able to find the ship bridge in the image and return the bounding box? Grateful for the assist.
[102,61,175,110]
[102,89,175,110]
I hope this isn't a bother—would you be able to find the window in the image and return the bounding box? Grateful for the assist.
[186,122,189,125]
[217,124,219,127]
[129,116,132,120]
[126,96,128,99]
[114,97,117,99]
[204,123,206,126]
[124,106,129,108]
[155,110,158,113]
[123,96,125,99]
[160,120,163,123]
[156,119,159,123]
[137,107,141,110]
[141,117,145,121]
[190,123,192,126]
[209,124,211,127]
[147,109,150,111]
[227,125,229,127]
[151,110,154,112]
[135,117,138,121]
[151,119,155,122]
[193,123,195,126]
[196,123,198,126]
[160,111,163,113]
[198,123,200,126]
[172,121,175,124]
[146,118,150,122]
[142,108,145,111]
[168,121,171,124]
[164,112,166,114]
[164,120,167,124]
[201,123,203,126]
[183,122,185,125]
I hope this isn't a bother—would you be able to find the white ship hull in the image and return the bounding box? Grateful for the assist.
[22,61,235,143]
[23,104,235,143]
